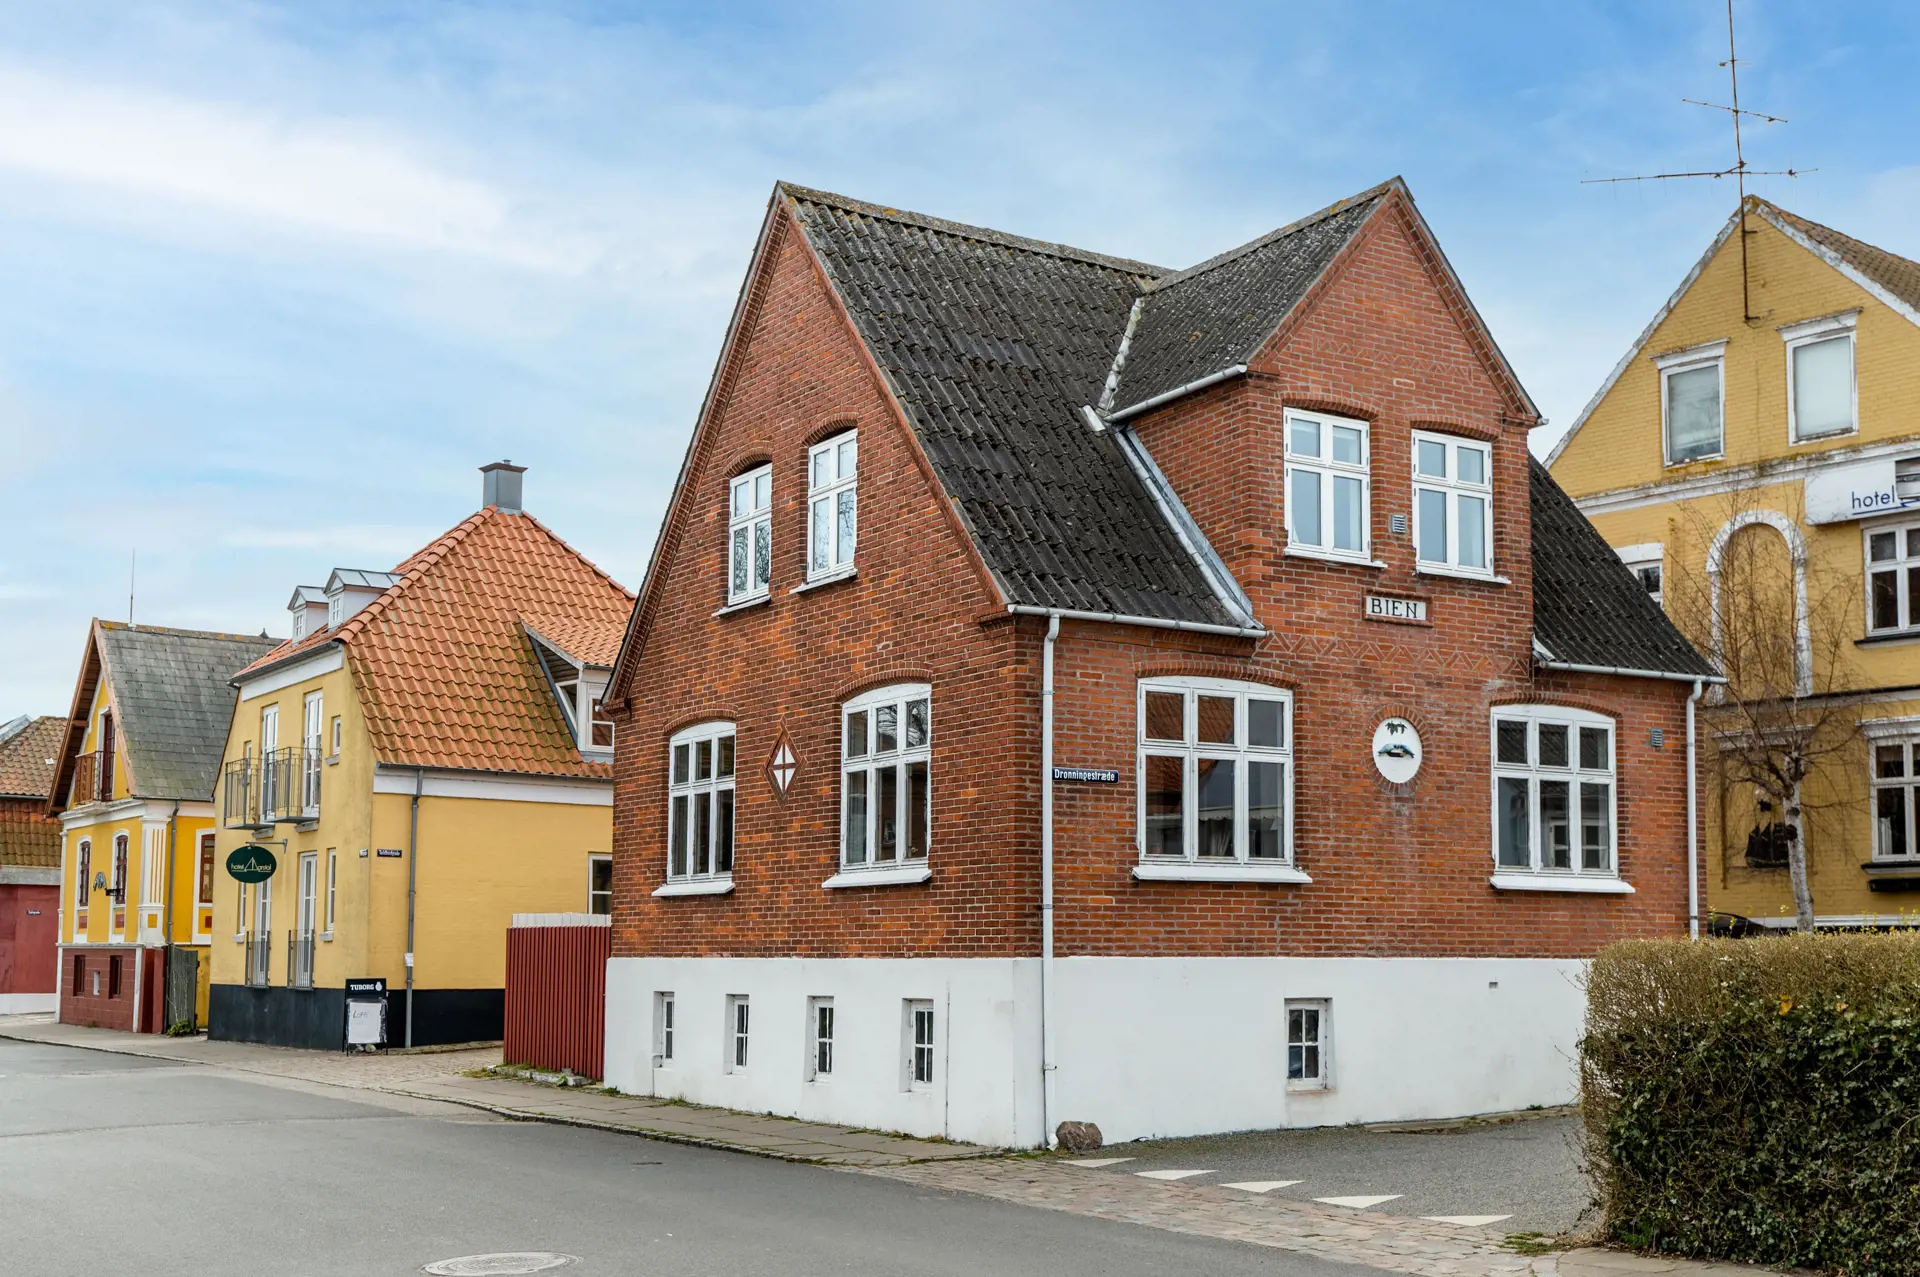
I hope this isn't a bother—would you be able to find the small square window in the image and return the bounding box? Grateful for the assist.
[904,999,935,1089]
[725,995,749,1072]
[808,997,834,1080]
[1496,720,1528,766]
[654,992,675,1063]
[1538,724,1569,768]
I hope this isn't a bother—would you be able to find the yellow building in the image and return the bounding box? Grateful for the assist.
[49,621,279,1031]
[1551,197,1920,928]
[209,463,631,1048]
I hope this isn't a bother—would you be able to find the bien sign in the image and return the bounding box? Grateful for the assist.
[1363,593,1428,624]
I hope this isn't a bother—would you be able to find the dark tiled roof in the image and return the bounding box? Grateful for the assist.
[1767,202,1920,314]
[97,624,281,799]
[0,716,63,799]
[1111,187,1390,413]
[785,186,1239,624]
[1530,460,1715,678]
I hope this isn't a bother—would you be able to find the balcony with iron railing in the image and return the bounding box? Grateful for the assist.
[287,930,315,990]
[68,749,115,808]
[222,748,322,829]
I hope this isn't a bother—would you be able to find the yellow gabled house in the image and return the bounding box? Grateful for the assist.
[1551,196,1920,928]
[209,463,631,1048]
[50,621,279,1031]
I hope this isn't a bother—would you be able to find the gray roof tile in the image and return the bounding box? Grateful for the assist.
[97,624,280,800]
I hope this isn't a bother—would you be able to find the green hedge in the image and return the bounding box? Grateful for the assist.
[1582,936,1920,1276]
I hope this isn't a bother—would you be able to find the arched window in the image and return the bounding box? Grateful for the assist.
[840,684,929,871]
[666,721,735,886]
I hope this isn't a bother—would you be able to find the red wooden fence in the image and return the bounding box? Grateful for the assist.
[503,914,610,1078]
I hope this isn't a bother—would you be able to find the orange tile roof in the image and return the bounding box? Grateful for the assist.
[0,716,63,799]
[240,508,633,779]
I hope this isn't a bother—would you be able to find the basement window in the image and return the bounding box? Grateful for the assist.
[726,995,750,1072]
[903,999,935,1090]
[1286,1000,1330,1090]
[808,997,835,1080]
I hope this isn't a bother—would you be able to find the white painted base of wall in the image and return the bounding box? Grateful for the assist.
[603,955,1587,1148]
[0,993,57,1014]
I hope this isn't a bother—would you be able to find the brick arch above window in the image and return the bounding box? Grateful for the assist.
[723,451,773,478]
[1134,659,1292,691]
[803,416,861,448]
[1491,689,1629,721]
[833,669,935,704]
[661,706,744,739]
[1409,417,1502,443]
[1277,394,1381,424]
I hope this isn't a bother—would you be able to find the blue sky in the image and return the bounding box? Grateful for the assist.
[2,0,1914,713]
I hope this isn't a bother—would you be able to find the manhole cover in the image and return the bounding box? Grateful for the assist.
[422,1255,578,1275]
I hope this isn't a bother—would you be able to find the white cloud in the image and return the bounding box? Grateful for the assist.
[0,66,593,271]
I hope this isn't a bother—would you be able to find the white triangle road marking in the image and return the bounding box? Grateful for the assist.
[1315,1194,1402,1209]
[1221,1180,1303,1193]
[1135,1168,1215,1181]
[1062,1157,1134,1168]
[1423,1214,1513,1227]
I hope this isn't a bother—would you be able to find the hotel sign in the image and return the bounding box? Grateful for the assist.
[1805,457,1920,524]
[225,844,278,883]
[1363,593,1428,624]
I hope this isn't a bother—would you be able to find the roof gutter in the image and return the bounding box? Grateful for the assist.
[1536,658,1725,686]
[1102,365,1248,424]
[1006,604,1265,640]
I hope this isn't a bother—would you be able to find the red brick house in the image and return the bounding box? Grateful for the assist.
[1,715,63,1012]
[601,179,1716,1147]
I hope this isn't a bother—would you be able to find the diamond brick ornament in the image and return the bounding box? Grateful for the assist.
[765,730,797,799]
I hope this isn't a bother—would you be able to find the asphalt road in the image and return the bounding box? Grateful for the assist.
[1057,1113,1592,1236]
[0,1038,1373,1277]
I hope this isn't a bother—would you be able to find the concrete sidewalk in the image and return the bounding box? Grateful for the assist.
[0,1014,988,1166]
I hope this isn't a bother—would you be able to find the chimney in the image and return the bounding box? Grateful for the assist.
[481,460,527,514]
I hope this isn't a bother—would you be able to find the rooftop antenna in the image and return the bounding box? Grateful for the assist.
[127,549,136,627]
[1582,0,1812,322]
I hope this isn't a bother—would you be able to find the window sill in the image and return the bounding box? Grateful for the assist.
[1788,427,1857,447]
[1856,631,1920,648]
[653,877,735,898]
[714,593,771,618]
[325,755,340,767]
[792,567,857,595]
[1863,860,1920,875]
[1663,453,1725,470]
[1133,861,1313,884]
[1287,1080,1332,1094]
[822,862,931,889]
[319,932,334,943]
[1284,548,1386,570]
[1415,565,1510,585]
[1489,873,1635,895]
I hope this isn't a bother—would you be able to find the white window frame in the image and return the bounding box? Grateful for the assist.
[1283,409,1371,563]
[1490,705,1633,893]
[1657,341,1727,466]
[654,991,675,1064]
[806,996,834,1081]
[1614,542,1665,607]
[1869,737,1920,863]
[727,463,773,603]
[725,994,749,1073]
[301,690,323,816]
[1863,522,1920,637]
[1783,312,1858,444]
[1411,430,1494,578]
[588,853,613,915]
[832,684,931,885]
[74,838,90,930]
[323,848,336,937]
[1134,677,1305,884]
[329,715,342,762]
[1285,999,1330,1090]
[806,430,858,583]
[661,721,735,893]
[902,999,935,1091]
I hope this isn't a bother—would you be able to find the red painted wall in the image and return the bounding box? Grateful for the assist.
[0,884,58,994]
[504,923,612,1077]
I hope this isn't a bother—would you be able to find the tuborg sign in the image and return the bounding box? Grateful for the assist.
[225,844,278,883]
[1804,457,1920,525]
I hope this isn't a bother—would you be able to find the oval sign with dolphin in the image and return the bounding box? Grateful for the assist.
[1371,717,1423,784]
[225,844,279,883]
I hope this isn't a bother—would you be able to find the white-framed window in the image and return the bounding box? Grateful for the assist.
[807,996,834,1080]
[324,848,337,933]
[588,695,615,750]
[1286,999,1330,1090]
[1615,542,1664,606]
[903,999,935,1090]
[588,854,613,915]
[329,715,342,761]
[302,690,323,815]
[1284,409,1370,561]
[1865,524,1920,636]
[807,430,858,581]
[1784,312,1857,443]
[1492,706,1617,876]
[1872,741,1920,861]
[725,994,750,1072]
[1412,430,1492,575]
[728,464,773,603]
[654,991,675,1063]
[74,838,90,924]
[1138,678,1292,866]
[841,684,930,870]
[1658,342,1726,465]
[667,722,735,883]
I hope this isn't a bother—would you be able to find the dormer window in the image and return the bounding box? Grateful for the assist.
[590,696,615,749]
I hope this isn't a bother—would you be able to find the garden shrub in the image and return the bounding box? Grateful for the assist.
[1582,935,1920,1275]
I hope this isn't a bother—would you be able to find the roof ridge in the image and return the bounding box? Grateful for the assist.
[96,620,277,644]
[515,510,636,601]
[1145,178,1399,293]
[778,182,1170,278]
[1758,196,1920,281]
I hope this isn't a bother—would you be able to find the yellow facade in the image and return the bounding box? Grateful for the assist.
[1551,199,1920,927]
[207,652,612,1039]
[58,664,220,1025]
